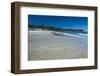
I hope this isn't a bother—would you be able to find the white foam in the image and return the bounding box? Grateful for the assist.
[63,33,87,38]
[77,33,88,36]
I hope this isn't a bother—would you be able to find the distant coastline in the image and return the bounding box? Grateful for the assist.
[28,24,87,33]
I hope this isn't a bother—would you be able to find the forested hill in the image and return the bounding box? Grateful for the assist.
[28,24,87,33]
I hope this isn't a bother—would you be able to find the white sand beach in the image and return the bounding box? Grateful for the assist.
[28,30,88,60]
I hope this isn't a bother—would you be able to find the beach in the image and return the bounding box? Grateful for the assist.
[28,30,88,60]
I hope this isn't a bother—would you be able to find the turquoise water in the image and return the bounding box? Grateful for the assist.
[63,32,88,38]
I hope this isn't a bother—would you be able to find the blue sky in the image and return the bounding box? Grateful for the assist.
[28,15,88,31]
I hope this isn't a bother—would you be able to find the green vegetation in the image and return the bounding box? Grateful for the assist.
[28,24,87,33]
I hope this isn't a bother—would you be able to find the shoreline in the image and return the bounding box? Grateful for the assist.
[28,30,88,60]
[28,30,87,38]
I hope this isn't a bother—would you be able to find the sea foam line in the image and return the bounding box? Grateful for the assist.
[62,33,87,38]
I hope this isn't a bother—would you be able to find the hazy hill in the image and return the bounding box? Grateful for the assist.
[28,24,87,33]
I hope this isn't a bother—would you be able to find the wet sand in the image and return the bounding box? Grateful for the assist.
[28,31,88,60]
